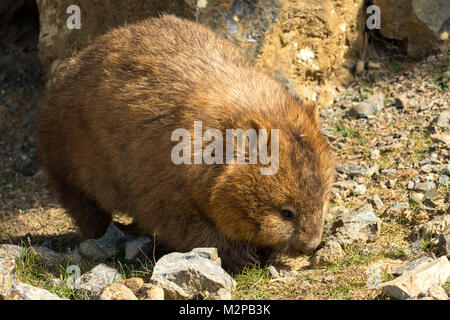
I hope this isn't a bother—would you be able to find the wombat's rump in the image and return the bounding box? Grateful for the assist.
[36,15,335,270]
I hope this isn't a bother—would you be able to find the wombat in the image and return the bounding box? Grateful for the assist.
[36,15,335,270]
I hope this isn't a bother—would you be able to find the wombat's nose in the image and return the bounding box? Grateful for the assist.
[301,239,321,255]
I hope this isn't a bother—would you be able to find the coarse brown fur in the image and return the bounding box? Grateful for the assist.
[36,15,335,270]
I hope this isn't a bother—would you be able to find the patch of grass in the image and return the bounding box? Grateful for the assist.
[233,266,273,300]
[432,59,450,73]
[327,121,360,138]
[14,249,90,300]
[388,63,405,73]
[430,75,449,91]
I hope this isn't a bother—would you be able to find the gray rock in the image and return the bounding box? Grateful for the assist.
[370,195,384,210]
[438,229,450,258]
[29,247,68,267]
[351,93,385,118]
[384,202,410,218]
[409,192,424,203]
[124,237,153,261]
[380,256,450,300]
[150,248,235,300]
[414,181,436,192]
[334,180,358,190]
[1,283,64,300]
[353,184,367,195]
[329,207,381,245]
[267,265,280,279]
[436,110,449,128]
[78,264,123,296]
[437,175,449,186]
[0,244,25,273]
[403,241,426,258]
[420,164,434,173]
[310,241,345,268]
[0,262,17,290]
[410,215,450,241]
[336,163,378,178]
[79,222,126,260]
[392,257,434,276]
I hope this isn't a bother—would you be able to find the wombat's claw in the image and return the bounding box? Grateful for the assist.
[221,244,260,272]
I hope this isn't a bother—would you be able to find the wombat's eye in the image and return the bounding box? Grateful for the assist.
[281,209,294,220]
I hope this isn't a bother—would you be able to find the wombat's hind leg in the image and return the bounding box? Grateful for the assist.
[53,180,112,241]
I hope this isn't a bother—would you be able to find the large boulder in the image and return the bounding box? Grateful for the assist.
[373,0,449,58]
[36,0,366,105]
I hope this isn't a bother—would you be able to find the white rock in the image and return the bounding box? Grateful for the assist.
[78,264,123,295]
[380,256,450,300]
[98,282,138,300]
[150,248,235,300]
[1,283,64,300]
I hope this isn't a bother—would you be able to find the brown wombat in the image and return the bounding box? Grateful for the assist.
[36,15,335,270]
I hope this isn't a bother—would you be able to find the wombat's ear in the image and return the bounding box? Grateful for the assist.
[301,102,320,127]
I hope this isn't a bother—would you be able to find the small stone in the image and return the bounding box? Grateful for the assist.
[334,180,358,190]
[431,133,450,145]
[413,181,436,192]
[78,264,123,296]
[421,284,448,300]
[118,278,144,294]
[370,195,384,210]
[386,179,397,188]
[1,283,64,300]
[367,61,381,69]
[370,149,380,160]
[437,175,449,186]
[139,281,165,300]
[329,207,381,245]
[0,245,25,273]
[379,256,450,300]
[336,163,378,178]
[381,169,397,175]
[410,215,450,241]
[355,60,365,75]
[438,229,450,258]
[191,248,222,266]
[384,202,409,217]
[436,111,449,128]
[267,265,280,279]
[353,184,367,195]
[351,93,385,117]
[420,164,434,173]
[123,237,152,261]
[79,222,126,260]
[409,192,424,203]
[310,241,344,268]
[407,181,415,190]
[403,240,425,258]
[98,282,138,300]
[45,278,63,287]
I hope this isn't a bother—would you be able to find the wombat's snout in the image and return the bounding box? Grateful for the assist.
[289,237,321,256]
[301,240,321,255]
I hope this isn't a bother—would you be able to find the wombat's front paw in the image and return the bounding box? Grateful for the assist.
[220,244,260,273]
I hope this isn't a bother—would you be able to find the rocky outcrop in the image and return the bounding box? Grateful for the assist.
[36,0,366,105]
[373,0,449,58]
